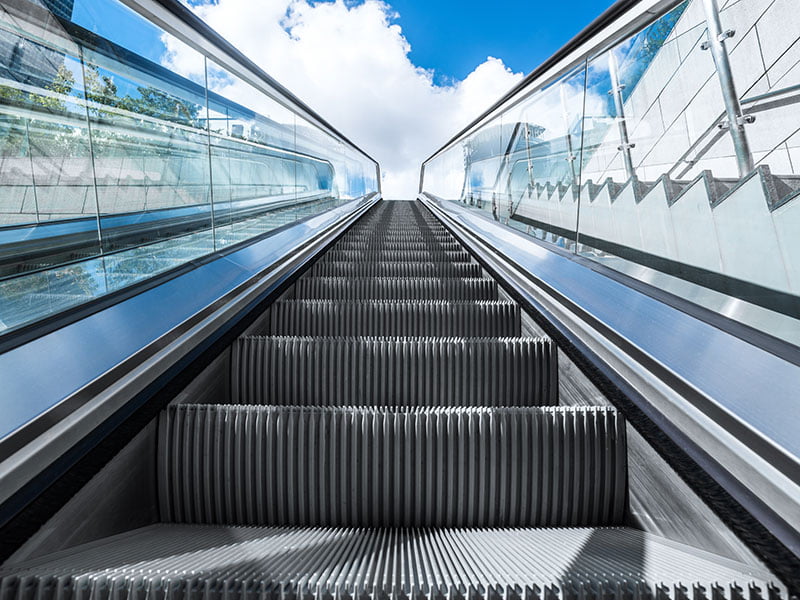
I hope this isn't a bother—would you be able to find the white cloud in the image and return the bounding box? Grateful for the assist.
[167,0,523,198]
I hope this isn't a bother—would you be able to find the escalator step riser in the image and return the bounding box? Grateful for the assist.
[338,240,455,248]
[345,226,448,233]
[322,249,471,263]
[291,277,498,300]
[349,223,444,229]
[341,235,454,244]
[335,242,462,251]
[311,262,482,278]
[231,336,558,407]
[157,405,627,527]
[344,226,448,233]
[263,301,520,337]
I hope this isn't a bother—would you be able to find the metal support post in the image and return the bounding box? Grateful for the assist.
[608,52,636,180]
[560,84,579,189]
[701,0,754,177]
[523,124,535,191]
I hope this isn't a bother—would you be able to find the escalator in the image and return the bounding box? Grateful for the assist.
[0,201,787,598]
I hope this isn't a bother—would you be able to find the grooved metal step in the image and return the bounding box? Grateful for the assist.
[334,241,462,251]
[262,300,520,337]
[157,405,626,527]
[322,249,471,263]
[340,236,454,244]
[0,525,782,600]
[290,277,498,300]
[231,336,557,407]
[311,261,482,278]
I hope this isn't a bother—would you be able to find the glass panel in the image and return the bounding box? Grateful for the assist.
[0,4,100,272]
[0,0,377,337]
[714,0,800,325]
[576,7,704,269]
[207,59,331,248]
[295,113,337,206]
[422,143,466,201]
[505,65,586,249]
[420,0,800,347]
[461,117,503,218]
[81,43,212,250]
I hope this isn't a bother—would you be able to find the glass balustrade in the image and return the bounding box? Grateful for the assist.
[420,0,800,346]
[0,0,379,335]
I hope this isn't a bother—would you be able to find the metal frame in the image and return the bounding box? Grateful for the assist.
[700,0,754,177]
[420,194,800,561]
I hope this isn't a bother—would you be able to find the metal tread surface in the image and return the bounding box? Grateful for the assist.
[290,277,499,300]
[337,234,454,242]
[231,336,557,407]
[334,241,463,251]
[321,249,472,263]
[157,404,626,527]
[262,300,521,337]
[0,525,783,600]
[311,261,482,278]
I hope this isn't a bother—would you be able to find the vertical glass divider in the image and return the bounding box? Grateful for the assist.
[574,59,590,254]
[78,46,105,257]
[560,84,578,191]
[608,52,636,180]
[24,117,40,224]
[202,56,217,251]
[293,114,298,218]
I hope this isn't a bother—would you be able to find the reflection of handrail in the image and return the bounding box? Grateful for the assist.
[137,0,379,166]
[0,90,335,171]
[490,122,526,194]
[1,0,378,168]
[667,84,800,180]
[0,0,378,178]
[666,108,726,180]
[741,82,800,107]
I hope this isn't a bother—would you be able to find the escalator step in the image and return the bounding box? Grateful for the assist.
[263,300,520,337]
[231,336,557,407]
[340,235,454,244]
[334,240,462,251]
[291,277,498,300]
[157,405,626,527]
[311,261,482,277]
[0,525,781,600]
[321,249,471,263]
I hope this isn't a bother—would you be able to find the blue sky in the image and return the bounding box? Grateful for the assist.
[370,0,615,83]
[73,0,616,83]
